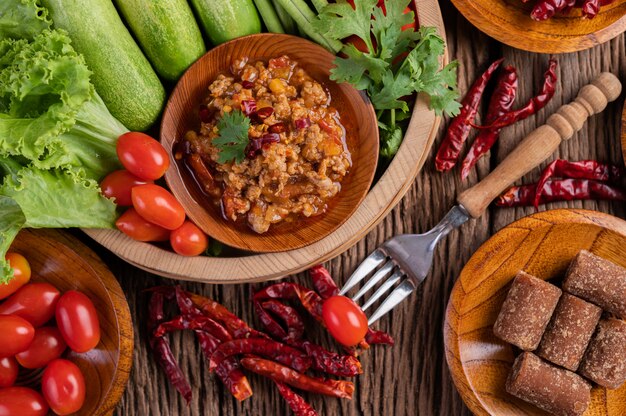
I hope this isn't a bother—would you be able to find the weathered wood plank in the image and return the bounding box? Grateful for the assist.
[104,3,626,414]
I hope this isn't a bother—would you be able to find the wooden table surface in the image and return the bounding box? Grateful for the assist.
[97,2,626,415]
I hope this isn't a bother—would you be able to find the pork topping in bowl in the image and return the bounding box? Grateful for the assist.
[179,55,352,234]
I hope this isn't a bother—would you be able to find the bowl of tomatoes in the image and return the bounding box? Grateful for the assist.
[0,229,133,416]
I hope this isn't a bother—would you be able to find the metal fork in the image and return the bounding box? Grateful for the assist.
[340,72,621,325]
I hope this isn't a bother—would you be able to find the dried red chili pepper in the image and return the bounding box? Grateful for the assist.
[210,338,312,373]
[275,381,319,416]
[581,0,600,17]
[253,282,325,323]
[531,0,576,20]
[496,179,626,207]
[240,357,355,399]
[461,66,518,180]
[309,265,340,299]
[153,315,232,342]
[148,293,192,403]
[253,300,290,341]
[260,300,305,341]
[533,160,623,207]
[364,329,395,346]
[478,59,558,129]
[435,58,504,172]
[294,340,363,377]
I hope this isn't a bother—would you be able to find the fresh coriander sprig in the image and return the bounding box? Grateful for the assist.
[212,110,251,164]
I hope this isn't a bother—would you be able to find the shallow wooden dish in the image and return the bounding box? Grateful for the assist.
[10,229,133,416]
[444,209,626,415]
[84,0,446,283]
[161,34,378,253]
[451,0,626,53]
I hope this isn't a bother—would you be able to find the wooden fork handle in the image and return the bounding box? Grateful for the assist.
[457,72,622,218]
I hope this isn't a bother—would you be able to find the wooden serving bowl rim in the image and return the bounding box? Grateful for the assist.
[160,33,379,253]
[444,208,626,416]
[450,0,626,53]
[83,0,446,283]
[10,229,133,416]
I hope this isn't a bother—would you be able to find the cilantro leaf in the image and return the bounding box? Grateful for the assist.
[312,0,377,52]
[371,0,417,62]
[330,44,386,88]
[212,110,251,164]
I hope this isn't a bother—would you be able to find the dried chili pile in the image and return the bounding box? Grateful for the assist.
[147,265,393,415]
[526,0,615,21]
[497,159,625,207]
[435,57,558,180]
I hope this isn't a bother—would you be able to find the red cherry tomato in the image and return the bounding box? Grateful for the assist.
[0,358,18,388]
[0,315,35,356]
[0,387,48,416]
[170,221,208,256]
[15,326,67,369]
[41,359,86,416]
[116,208,171,242]
[0,253,31,300]
[55,291,101,353]
[100,169,152,206]
[131,184,185,230]
[116,132,170,180]
[0,283,61,327]
[322,295,369,347]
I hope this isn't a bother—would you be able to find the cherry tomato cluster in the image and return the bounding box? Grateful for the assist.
[0,253,100,416]
[101,132,209,256]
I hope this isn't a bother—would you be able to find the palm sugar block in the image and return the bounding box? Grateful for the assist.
[537,293,602,371]
[563,250,626,318]
[506,352,591,416]
[493,271,562,350]
[579,318,626,389]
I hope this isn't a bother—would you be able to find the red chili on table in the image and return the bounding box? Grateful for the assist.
[435,58,505,172]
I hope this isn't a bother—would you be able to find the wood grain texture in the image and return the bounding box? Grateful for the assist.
[84,0,446,283]
[444,209,626,415]
[100,1,626,415]
[450,0,626,53]
[10,229,133,416]
[161,34,379,253]
[621,99,626,165]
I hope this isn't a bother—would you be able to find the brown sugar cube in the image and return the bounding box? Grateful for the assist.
[506,352,591,416]
[579,318,626,389]
[493,271,562,350]
[562,250,626,318]
[537,293,602,371]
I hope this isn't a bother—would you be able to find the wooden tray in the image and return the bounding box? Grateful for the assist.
[11,229,133,416]
[444,209,626,415]
[84,0,446,284]
[451,0,626,53]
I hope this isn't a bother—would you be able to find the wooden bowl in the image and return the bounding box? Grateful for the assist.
[160,34,378,253]
[83,0,446,282]
[9,229,133,416]
[451,0,626,53]
[444,209,626,415]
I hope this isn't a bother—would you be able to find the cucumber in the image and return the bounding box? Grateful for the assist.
[114,0,206,81]
[42,0,165,131]
[189,0,262,45]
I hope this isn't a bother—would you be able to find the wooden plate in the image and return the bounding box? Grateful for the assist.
[444,209,626,415]
[10,229,133,416]
[83,0,446,283]
[451,0,626,53]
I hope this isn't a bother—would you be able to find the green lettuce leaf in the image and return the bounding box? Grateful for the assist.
[0,0,51,41]
[0,196,26,283]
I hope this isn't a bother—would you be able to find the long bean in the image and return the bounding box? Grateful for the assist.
[253,0,286,33]
[272,0,298,34]
[274,0,342,52]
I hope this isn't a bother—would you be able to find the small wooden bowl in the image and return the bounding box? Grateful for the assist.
[451,0,626,53]
[160,34,379,253]
[444,209,626,415]
[10,229,133,416]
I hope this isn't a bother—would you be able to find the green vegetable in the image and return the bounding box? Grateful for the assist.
[213,110,252,164]
[189,0,262,45]
[0,24,124,283]
[313,0,460,159]
[205,240,223,257]
[0,0,51,40]
[42,0,166,131]
[310,0,329,13]
[253,0,285,33]
[114,0,206,81]
[272,0,297,34]
[274,0,342,52]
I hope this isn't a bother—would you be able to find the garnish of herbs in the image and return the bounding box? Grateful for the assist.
[212,110,251,164]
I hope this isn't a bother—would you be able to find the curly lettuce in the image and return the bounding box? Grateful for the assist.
[0,13,126,282]
[0,0,51,40]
